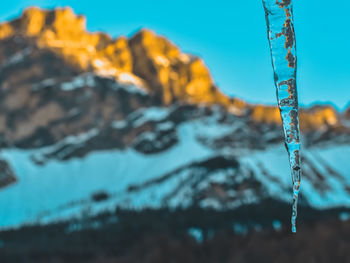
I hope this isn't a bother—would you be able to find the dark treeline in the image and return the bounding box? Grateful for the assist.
[0,199,349,263]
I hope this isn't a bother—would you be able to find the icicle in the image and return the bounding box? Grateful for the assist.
[262,0,301,233]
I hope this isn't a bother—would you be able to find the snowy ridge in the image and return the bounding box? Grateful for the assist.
[1,106,350,229]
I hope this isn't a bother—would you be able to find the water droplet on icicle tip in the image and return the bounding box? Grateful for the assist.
[262,0,302,233]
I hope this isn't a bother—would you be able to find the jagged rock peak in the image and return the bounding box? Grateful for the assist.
[0,7,246,112]
[1,7,87,38]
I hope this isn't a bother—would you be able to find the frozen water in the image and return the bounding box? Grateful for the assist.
[262,0,302,232]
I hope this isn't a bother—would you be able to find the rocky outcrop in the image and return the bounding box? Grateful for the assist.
[344,106,350,120]
[250,103,346,134]
[0,159,16,188]
[128,29,242,110]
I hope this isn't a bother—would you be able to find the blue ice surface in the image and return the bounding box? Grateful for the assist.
[262,0,302,233]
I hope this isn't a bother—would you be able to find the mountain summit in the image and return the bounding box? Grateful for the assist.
[0,7,244,110]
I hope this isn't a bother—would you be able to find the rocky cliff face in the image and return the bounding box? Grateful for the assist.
[0,7,349,229]
[0,7,250,146]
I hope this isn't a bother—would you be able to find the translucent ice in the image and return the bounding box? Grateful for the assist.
[262,0,301,233]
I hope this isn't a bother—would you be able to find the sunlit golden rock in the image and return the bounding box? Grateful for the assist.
[251,105,281,124]
[0,22,14,39]
[251,104,341,132]
[300,106,339,131]
[20,7,46,36]
[99,37,133,72]
[128,29,238,108]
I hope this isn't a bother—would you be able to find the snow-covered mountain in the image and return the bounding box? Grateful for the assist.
[0,7,349,229]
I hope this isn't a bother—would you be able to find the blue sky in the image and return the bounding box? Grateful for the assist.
[1,0,349,110]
